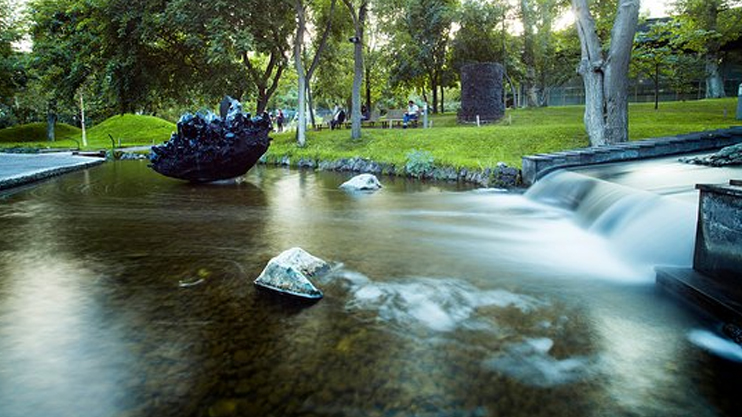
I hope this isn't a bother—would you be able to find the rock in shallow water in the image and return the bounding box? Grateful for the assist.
[339,173,382,191]
[254,248,329,299]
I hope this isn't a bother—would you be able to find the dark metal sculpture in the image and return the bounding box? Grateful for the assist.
[149,97,271,182]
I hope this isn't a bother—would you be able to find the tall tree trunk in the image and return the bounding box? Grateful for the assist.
[701,1,725,99]
[294,1,307,147]
[307,86,316,128]
[431,72,439,114]
[80,91,87,147]
[572,0,639,146]
[46,100,57,142]
[705,52,726,98]
[306,0,338,130]
[365,64,372,113]
[343,0,368,140]
[440,84,444,114]
[654,62,660,110]
[521,0,539,108]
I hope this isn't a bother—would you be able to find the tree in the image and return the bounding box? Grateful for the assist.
[342,0,368,139]
[670,0,742,98]
[29,0,98,140]
[166,0,296,113]
[519,0,570,107]
[631,20,675,110]
[572,0,639,146]
[0,0,24,109]
[450,0,508,69]
[387,0,456,113]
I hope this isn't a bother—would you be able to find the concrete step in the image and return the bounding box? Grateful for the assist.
[656,267,742,324]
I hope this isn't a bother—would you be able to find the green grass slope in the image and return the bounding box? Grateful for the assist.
[0,122,81,148]
[0,114,175,151]
[267,98,742,169]
[87,114,175,148]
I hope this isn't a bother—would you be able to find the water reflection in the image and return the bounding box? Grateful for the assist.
[0,161,739,416]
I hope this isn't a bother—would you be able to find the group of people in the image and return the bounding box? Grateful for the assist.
[269,109,285,132]
[329,104,372,130]
[270,100,422,132]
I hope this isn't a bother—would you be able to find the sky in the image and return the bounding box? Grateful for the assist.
[642,0,672,18]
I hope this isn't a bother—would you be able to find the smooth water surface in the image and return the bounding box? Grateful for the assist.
[0,161,740,417]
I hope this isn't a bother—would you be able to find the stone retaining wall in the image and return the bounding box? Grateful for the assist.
[261,155,521,188]
[522,126,742,186]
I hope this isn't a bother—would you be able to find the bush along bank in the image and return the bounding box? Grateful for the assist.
[260,153,522,189]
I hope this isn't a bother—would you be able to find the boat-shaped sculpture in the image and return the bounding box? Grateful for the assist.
[149,97,271,182]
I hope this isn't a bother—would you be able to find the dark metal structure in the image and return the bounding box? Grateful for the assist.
[149,97,271,182]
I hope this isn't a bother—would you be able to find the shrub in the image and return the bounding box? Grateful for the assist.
[405,149,434,178]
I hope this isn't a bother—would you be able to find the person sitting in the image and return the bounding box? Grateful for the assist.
[403,100,419,128]
[361,105,370,121]
[330,108,346,130]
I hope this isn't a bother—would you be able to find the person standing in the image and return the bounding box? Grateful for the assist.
[276,109,285,132]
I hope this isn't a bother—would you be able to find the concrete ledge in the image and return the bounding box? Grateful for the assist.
[522,126,742,185]
[657,267,742,324]
[0,153,106,192]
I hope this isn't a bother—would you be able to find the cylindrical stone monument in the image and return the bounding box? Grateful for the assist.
[458,63,505,124]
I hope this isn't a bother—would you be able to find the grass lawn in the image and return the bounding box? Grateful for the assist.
[1,98,739,169]
[0,114,175,150]
[267,98,742,169]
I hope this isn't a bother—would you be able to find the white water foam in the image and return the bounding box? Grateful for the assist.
[483,337,596,387]
[325,271,540,333]
[688,329,742,362]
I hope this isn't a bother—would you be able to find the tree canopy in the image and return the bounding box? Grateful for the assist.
[2,0,741,146]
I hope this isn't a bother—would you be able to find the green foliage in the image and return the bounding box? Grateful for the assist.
[405,149,435,177]
[0,0,24,108]
[386,0,456,110]
[450,0,508,70]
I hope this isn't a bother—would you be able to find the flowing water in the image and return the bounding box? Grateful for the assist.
[0,160,740,417]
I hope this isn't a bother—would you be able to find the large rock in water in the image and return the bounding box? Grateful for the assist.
[254,248,329,299]
[339,174,382,191]
[149,96,271,182]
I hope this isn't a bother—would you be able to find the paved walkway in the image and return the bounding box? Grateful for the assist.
[0,152,106,192]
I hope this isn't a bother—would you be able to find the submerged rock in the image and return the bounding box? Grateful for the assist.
[339,173,382,191]
[149,96,271,182]
[254,248,329,299]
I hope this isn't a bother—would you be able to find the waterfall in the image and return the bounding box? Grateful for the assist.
[524,170,697,269]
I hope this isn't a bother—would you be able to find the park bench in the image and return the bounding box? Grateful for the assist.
[382,109,420,128]
[361,111,381,128]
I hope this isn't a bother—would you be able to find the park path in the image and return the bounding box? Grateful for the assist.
[0,152,106,192]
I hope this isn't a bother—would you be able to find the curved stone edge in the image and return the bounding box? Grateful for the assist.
[0,158,105,192]
[522,126,742,186]
[260,155,521,189]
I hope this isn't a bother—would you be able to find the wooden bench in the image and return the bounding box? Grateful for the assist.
[382,109,420,128]
[362,111,381,128]
[382,109,405,128]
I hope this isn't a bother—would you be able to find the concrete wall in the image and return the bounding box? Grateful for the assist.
[695,181,742,280]
[522,127,742,186]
